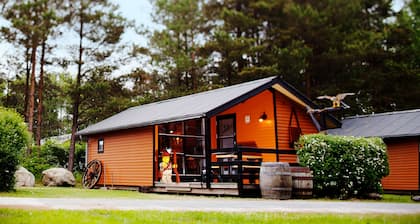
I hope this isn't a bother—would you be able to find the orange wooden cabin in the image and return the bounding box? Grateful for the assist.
[78,76,338,195]
[328,110,420,193]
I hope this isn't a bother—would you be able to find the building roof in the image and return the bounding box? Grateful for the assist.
[78,76,330,136]
[328,109,420,139]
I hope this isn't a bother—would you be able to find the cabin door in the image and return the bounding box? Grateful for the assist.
[217,114,237,149]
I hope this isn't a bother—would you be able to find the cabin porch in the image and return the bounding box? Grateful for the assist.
[153,145,297,196]
[152,182,251,196]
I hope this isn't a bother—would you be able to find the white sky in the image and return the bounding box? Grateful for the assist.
[112,0,156,46]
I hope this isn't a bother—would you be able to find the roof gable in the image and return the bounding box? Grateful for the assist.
[328,109,420,138]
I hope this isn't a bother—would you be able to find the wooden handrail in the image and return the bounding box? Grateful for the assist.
[211,146,296,155]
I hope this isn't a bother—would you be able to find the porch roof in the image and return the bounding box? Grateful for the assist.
[77,76,326,136]
[327,109,420,139]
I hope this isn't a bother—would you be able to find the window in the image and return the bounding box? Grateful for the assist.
[98,138,104,153]
[157,119,205,178]
[217,115,236,149]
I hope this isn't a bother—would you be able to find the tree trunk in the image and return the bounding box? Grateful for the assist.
[27,42,38,155]
[68,8,84,172]
[36,40,46,146]
[24,45,31,123]
[305,72,311,98]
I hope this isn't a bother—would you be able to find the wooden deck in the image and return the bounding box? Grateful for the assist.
[153,182,259,196]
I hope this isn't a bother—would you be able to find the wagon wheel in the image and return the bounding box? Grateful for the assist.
[82,160,102,189]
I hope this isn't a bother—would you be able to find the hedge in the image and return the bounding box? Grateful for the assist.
[0,107,30,191]
[296,134,389,199]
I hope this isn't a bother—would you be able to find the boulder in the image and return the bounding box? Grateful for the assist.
[411,195,420,202]
[42,168,75,187]
[14,167,35,187]
[366,192,383,200]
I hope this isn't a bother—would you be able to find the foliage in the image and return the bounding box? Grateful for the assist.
[21,140,85,179]
[77,66,133,129]
[1,72,67,138]
[65,0,129,171]
[296,134,389,199]
[150,0,208,95]
[1,0,62,139]
[199,0,419,113]
[1,209,419,224]
[60,140,86,173]
[381,0,420,112]
[0,107,30,191]
[20,149,50,181]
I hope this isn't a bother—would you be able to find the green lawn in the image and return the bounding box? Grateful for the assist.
[0,187,414,203]
[1,187,419,224]
[0,187,193,200]
[0,209,419,224]
[381,194,415,203]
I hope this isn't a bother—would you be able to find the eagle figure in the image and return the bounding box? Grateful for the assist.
[317,93,355,108]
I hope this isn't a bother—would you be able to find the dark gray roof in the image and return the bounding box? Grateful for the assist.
[78,76,281,136]
[328,109,420,138]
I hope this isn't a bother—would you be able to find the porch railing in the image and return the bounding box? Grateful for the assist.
[210,146,297,195]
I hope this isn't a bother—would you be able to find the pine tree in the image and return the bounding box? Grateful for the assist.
[67,0,128,171]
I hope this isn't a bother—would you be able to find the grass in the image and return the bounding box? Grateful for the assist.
[0,209,419,224]
[381,194,414,203]
[0,187,197,200]
[0,187,418,223]
[314,194,414,203]
[0,187,414,203]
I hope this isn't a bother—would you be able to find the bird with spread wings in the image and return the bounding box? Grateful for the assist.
[317,93,355,108]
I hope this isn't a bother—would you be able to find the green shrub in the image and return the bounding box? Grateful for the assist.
[296,134,389,199]
[20,152,50,180]
[21,140,86,179]
[0,107,30,191]
[60,140,86,172]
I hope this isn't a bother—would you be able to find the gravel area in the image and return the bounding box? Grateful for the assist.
[1,197,419,214]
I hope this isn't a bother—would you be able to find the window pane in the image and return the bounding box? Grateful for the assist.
[184,119,202,135]
[98,139,104,153]
[218,118,234,137]
[184,138,204,155]
[185,157,203,174]
[219,138,234,149]
[158,122,182,134]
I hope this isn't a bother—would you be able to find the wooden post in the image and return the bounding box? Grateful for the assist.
[172,150,181,183]
[205,118,212,189]
[237,145,243,196]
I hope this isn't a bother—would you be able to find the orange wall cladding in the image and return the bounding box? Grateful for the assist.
[210,89,318,163]
[274,91,318,163]
[87,126,154,187]
[381,138,419,191]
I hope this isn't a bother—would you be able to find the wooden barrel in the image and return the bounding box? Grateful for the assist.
[290,166,313,199]
[259,162,292,200]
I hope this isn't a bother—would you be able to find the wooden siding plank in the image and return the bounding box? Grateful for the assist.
[381,138,419,191]
[275,92,318,163]
[87,127,154,187]
[211,90,276,152]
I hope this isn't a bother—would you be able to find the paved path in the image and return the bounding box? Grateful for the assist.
[0,197,419,214]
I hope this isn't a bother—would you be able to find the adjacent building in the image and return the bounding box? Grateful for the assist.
[328,110,420,193]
